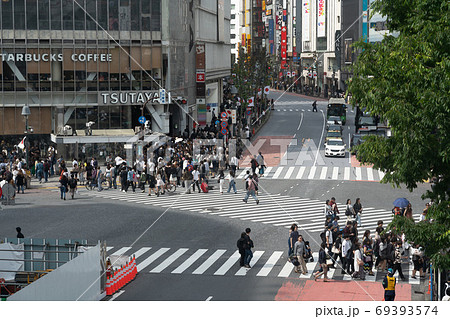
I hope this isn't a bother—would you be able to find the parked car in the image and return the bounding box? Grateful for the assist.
[325,139,346,157]
[355,116,377,133]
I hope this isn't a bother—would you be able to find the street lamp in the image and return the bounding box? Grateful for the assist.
[21,105,31,168]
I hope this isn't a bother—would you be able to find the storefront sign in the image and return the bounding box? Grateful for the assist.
[317,0,326,37]
[99,91,159,105]
[1,53,112,62]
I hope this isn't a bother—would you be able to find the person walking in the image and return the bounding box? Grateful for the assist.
[353,241,365,280]
[382,268,396,301]
[182,168,193,194]
[288,224,299,257]
[217,169,225,194]
[312,100,317,112]
[294,235,308,274]
[227,170,237,194]
[147,173,158,196]
[127,167,136,193]
[256,152,265,176]
[120,166,128,192]
[243,228,254,268]
[68,174,77,199]
[250,156,258,175]
[192,166,201,193]
[345,199,355,223]
[59,174,68,200]
[353,198,363,227]
[15,170,25,194]
[97,166,103,192]
[243,175,259,204]
[392,241,406,281]
[16,227,24,238]
[237,232,246,267]
[314,243,329,281]
[341,235,352,274]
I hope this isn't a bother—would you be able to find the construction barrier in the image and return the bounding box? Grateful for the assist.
[106,255,137,296]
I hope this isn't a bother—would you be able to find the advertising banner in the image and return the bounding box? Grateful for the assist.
[317,0,326,37]
[302,0,310,41]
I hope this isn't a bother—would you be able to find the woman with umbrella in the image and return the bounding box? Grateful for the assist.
[392,198,409,216]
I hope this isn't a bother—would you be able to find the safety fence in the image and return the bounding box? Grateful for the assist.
[105,255,137,296]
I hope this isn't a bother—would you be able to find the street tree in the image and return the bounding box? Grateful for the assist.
[348,0,450,270]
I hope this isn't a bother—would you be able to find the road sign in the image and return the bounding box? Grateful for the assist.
[220,121,227,128]
[196,72,205,83]
[159,89,166,104]
[246,110,251,115]
[221,112,227,118]
[138,116,147,124]
[221,128,228,135]
[215,120,220,125]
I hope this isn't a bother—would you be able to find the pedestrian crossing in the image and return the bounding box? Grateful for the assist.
[105,245,422,284]
[236,166,385,182]
[86,188,411,235]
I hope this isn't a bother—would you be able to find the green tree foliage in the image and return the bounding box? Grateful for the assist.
[232,47,272,118]
[348,0,450,270]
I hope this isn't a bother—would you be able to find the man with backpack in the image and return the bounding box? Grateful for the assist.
[243,175,259,204]
[243,228,254,268]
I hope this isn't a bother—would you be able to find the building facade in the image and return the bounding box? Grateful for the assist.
[0,0,230,160]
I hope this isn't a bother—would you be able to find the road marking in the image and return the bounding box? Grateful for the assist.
[297,112,304,131]
[109,290,125,301]
[263,167,273,175]
[137,248,170,272]
[308,166,317,179]
[107,246,114,252]
[237,170,247,179]
[192,249,226,275]
[172,249,208,274]
[205,296,213,301]
[284,167,295,179]
[235,251,265,276]
[355,167,362,180]
[313,110,326,167]
[150,248,189,273]
[367,168,374,181]
[278,261,294,277]
[332,167,339,180]
[320,167,328,179]
[110,247,132,256]
[296,166,306,179]
[344,167,350,180]
[273,167,284,179]
[133,247,151,259]
[257,251,283,277]
[214,251,240,276]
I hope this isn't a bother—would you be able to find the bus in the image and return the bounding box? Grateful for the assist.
[327,98,347,125]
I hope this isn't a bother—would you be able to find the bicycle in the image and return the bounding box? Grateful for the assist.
[85,178,109,191]
[165,181,177,193]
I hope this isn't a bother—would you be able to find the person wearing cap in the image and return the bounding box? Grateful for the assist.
[382,268,396,301]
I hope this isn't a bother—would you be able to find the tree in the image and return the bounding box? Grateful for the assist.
[347,0,450,270]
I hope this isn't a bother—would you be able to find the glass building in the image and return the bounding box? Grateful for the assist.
[0,0,163,151]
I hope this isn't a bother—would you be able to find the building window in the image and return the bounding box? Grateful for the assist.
[39,0,50,30]
[50,0,62,30]
[62,0,74,30]
[15,0,26,29]
[2,0,13,29]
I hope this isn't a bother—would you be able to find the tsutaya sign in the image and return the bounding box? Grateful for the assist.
[99,91,160,105]
[0,53,112,62]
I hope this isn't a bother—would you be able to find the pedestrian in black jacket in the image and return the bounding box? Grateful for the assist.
[237,232,246,267]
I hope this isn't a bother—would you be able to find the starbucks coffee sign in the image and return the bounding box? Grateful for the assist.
[1,53,112,62]
[99,91,160,105]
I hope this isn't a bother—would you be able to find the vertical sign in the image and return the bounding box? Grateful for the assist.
[302,0,310,42]
[196,43,206,126]
[280,25,287,69]
[317,0,326,37]
[335,30,341,69]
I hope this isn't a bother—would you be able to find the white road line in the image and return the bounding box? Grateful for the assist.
[107,246,114,251]
[264,167,273,175]
[237,170,247,179]
[150,248,189,273]
[344,167,350,180]
[320,167,328,179]
[110,247,132,256]
[355,167,362,180]
[284,167,295,179]
[313,110,326,167]
[256,251,283,277]
[365,269,378,282]
[367,168,374,181]
[273,167,284,179]
[109,290,125,301]
[214,251,240,276]
[235,251,265,276]
[296,166,306,179]
[192,249,226,275]
[408,263,420,285]
[308,166,317,179]
[332,167,339,180]
[297,112,304,131]
[172,249,208,274]
[278,261,294,277]
[137,248,170,272]
[132,247,151,259]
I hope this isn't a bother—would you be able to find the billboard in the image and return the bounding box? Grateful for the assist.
[302,0,310,42]
[317,0,326,37]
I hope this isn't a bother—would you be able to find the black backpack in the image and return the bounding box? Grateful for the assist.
[236,238,245,250]
[319,231,326,244]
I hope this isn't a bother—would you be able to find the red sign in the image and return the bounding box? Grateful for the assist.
[281,26,287,69]
[196,72,205,83]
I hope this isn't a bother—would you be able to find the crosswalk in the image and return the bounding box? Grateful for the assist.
[86,188,411,235]
[105,245,422,284]
[236,166,385,182]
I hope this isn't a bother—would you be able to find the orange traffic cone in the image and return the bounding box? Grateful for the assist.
[118,267,124,289]
[106,277,111,296]
[133,256,137,277]
[124,261,129,284]
[111,271,117,294]
[427,278,431,294]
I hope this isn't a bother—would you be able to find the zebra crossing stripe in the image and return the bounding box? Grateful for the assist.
[273,167,284,179]
[365,269,378,282]
[344,167,350,180]
[332,167,339,180]
[214,251,241,276]
[263,167,273,175]
[257,251,283,277]
[150,248,189,273]
[172,249,208,274]
[320,167,328,180]
[237,170,247,179]
[367,168,374,181]
[107,246,114,251]
[278,260,294,278]
[235,251,265,276]
[111,247,132,256]
[133,247,152,259]
[308,166,317,179]
[355,167,362,180]
[137,248,170,272]
[284,167,295,179]
[192,249,226,275]
[297,166,306,179]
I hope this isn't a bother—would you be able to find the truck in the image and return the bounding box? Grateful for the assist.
[326,98,347,125]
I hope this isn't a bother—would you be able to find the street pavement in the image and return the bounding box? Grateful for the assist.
[0,90,431,301]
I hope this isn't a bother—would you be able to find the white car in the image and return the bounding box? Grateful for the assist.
[325,138,346,157]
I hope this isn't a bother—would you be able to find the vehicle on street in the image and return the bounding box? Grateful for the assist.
[327,116,342,126]
[327,98,347,125]
[325,139,346,157]
[355,116,377,133]
[327,124,343,133]
[324,130,343,144]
